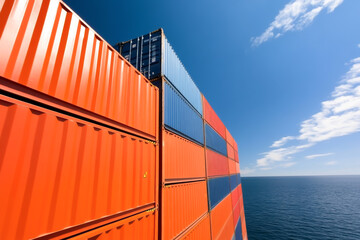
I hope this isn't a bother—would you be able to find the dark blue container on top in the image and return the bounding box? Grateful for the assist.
[116,28,203,116]
[164,81,204,145]
[208,176,230,209]
[205,124,227,156]
[230,174,238,191]
[235,218,243,240]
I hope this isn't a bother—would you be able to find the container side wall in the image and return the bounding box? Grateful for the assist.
[164,81,203,145]
[217,212,235,240]
[163,129,205,181]
[228,159,237,175]
[205,124,227,156]
[163,36,202,115]
[206,149,229,177]
[225,129,235,148]
[230,174,238,191]
[208,176,230,209]
[0,0,158,139]
[0,95,156,240]
[227,143,235,160]
[235,218,243,240]
[202,96,226,139]
[162,181,208,240]
[179,214,211,240]
[67,210,157,240]
[210,194,232,240]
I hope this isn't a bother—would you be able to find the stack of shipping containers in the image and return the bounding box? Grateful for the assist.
[1,0,246,239]
[0,0,159,239]
[117,29,247,240]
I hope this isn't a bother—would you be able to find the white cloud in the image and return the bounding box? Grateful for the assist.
[357,43,360,48]
[251,0,344,46]
[306,153,334,159]
[281,162,297,167]
[257,56,360,169]
[326,161,338,165]
[241,167,256,175]
[271,136,295,148]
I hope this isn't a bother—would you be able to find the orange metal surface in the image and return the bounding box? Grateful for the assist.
[232,200,241,230]
[206,149,229,177]
[234,150,239,163]
[162,181,208,240]
[202,96,226,139]
[227,143,235,160]
[0,0,158,140]
[0,94,157,240]
[234,140,238,153]
[241,208,248,240]
[231,185,240,209]
[163,129,205,182]
[228,158,237,175]
[216,212,234,240]
[210,193,233,240]
[236,162,240,173]
[225,129,235,148]
[178,213,211,240]
[67,209,157,240]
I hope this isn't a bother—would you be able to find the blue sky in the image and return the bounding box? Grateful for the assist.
[65,0,360,176]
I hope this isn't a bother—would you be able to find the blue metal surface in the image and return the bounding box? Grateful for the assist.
[205,124,227,156]
[208,176,230,209]
[118,29,203,116]
[237,173,242,186]
[235,218,243,240]
[230,174,238,191]
[164,81,204,145]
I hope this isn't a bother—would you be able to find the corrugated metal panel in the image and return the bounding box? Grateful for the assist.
[118,29,203,115]
[205,124,227,156]
[217,212,235,240]
[235,218,243,240]
[235,151,239,163]
[230,174,238,191]
[236,162,240,173]
[232,201,241,231]
[228,159,237,175]
[226,129,235,148]
[210,194,232,240]
[67,209,157,240]
[231,186,240,210]
[208,176,230,209]
[162,36,203,115]
[162,181,208,240]
[0,0,158,140]
[178,214,211,240]
[227,143,235,160]
[0,95,157,240]
[202,96,226,139]
[239,192,247,240]
[234,140,238,153]
[164,81,204,145]
[206,149,229,177]
[163,129,205,181]
[237,173,242,186]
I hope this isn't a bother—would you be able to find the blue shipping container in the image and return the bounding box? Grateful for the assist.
[117,29,203,116]
[205,124,227,156]
[237,173,241,186]
[230,174,238,191]
[208,176,230,209]
[164,81,204,145]
[235,218,243,240]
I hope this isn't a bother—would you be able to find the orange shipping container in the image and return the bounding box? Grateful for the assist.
[67,209,157,240]
[202,96,226,139]
[206,149,229,177]
[0,0,158,140]
[225,129,235,148]
[162,129,205,182]
[0,95,157,240]
[216,212,235,240]
[227,143,235,160]
[231,185,240,209]
[236,162,240,173]
[228,158,237,175]
[162,181,208,240]
[178,214,211,240]
[235,151,239,163]
[232,200,241,230]
[210,194,233,240]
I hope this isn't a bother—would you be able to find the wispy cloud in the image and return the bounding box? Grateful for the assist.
[242,167,256,175]
[251,0,344,46]
[281,162,297,167]
[358,43,360,48]
[257,56,360,168]
[326,161,338,165]
[306,153,334,159]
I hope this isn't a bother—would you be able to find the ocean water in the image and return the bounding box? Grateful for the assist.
[242,175,360,240]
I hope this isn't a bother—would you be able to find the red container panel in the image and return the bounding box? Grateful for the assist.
[217,212,234,240]
[232,201,241,229]
[162,181,208,240]
[228,158,237,175]
[163,129,205,182]
[227,143,235,160]
[68,209,157,240]
[206,149,229,177]
[235,151,239,163]
[0,95,157,240]
[0,0,158,140]
[202,96,226,139]
[236,162,240,173]
[179,214,211,240]
[234,140,238,152]
[231,186,240,209]
[210,194,232,240]
[225,129,235,148]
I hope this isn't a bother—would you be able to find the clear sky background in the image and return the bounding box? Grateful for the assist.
[65,0,360,176]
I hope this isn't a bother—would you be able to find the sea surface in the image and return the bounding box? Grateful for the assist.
[242,175,360,240]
